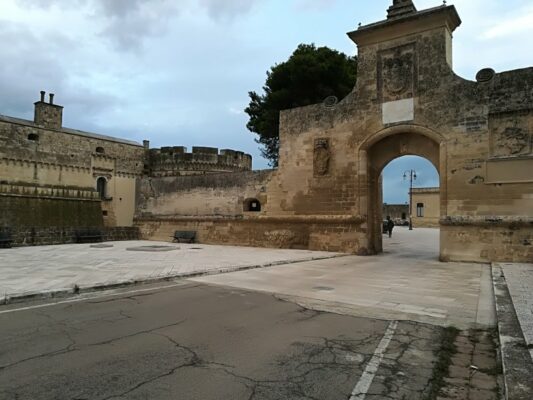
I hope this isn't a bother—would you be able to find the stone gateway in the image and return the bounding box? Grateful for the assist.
[137,0,532,263]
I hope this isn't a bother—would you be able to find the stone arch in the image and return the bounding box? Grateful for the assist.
[359,124,447,256]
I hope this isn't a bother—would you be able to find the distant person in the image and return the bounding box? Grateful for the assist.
[386,216,395,238]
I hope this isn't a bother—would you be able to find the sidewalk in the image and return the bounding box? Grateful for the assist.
[0,241,341,302]
[492,263,533,400]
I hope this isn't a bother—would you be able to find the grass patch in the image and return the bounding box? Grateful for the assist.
[424,326,460,400]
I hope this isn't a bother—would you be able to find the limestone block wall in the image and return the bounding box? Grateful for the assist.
[135,215,364,252]
[0,183,103,228]
[3,226,140,247]
[134,169,368,253]
[136,170,273,217]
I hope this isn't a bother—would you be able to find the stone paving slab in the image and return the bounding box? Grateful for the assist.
[499,263,533,362]
[0,241,341,301]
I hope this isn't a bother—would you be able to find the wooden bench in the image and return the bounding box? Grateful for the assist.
[0,229,13,248]
[171,231,196,243]
[75,228,103,244]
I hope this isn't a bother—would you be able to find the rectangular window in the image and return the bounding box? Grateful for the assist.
[416,203,424,217]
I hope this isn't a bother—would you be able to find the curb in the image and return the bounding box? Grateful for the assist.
[491,263,533,400]
[1,254,347,305]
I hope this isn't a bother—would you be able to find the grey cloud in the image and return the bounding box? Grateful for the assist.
[0,20,118,125]
[198,0,260,20]
[94,0,179,51]
[18,0,179,51]
[0,21,66,117]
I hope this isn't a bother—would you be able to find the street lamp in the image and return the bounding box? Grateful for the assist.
[403,169,417,230]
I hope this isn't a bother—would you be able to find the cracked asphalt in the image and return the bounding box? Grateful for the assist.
[0,281,453,400]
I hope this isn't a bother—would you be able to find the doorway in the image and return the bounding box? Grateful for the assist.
[381,155,440,258]
[362,127,446,259]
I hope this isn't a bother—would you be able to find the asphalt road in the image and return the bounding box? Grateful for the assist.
[0,281,445,400]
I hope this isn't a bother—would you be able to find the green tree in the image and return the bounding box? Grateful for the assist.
[245,44,357,167]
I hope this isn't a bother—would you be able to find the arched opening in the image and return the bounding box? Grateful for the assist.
[363,128,445,259]
[96,177,107,199]
[244,198,261,212]
[381,155,440,256]
[96,146,105,154]
[28,133,39,142]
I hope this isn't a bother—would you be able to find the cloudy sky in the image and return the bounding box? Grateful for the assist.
[1,0,532,203]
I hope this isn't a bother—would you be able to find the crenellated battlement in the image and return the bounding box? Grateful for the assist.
[148,146,252,177]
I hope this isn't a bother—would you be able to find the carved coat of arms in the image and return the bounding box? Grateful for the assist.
[378,44,416,102]
[383,53,413,96]
[313,139,330,176]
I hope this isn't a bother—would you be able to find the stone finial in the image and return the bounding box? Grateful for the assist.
[387,0,417,19]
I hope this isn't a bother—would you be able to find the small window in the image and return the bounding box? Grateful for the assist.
[96,177,107,199]
[401,212,407,220]
[244,198,261,212]
[102,210,108,216]
[416,203,424,217]
[28,133,39,141]
[96,147,105,154]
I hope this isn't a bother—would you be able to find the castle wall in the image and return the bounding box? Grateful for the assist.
[136,170,273,217]
[0,182,102,227]
[0,105,145,229]
[148,146,252,177]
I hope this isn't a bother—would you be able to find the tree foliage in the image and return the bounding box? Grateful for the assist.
[245,44,357,166]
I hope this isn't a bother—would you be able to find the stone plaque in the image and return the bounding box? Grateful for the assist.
[313,138,330,176]
[382,98,414,124]
[489,111,531,158]
[378,43,417,103]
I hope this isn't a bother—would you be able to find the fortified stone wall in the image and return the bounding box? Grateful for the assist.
[148,146,252,177]
[0,185,102,228]
[136,170,272,217]
[2,226,139,247]
[0,92,145,230]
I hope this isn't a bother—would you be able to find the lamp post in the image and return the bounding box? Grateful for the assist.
[403,169,417,230]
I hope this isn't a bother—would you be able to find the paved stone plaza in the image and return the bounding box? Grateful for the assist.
[0,228,496,330]
[1,227,529,399]
[194,228,495,330]
[0,242,338,300]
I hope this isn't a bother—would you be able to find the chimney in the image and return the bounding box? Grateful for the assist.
[34,90,64,130]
